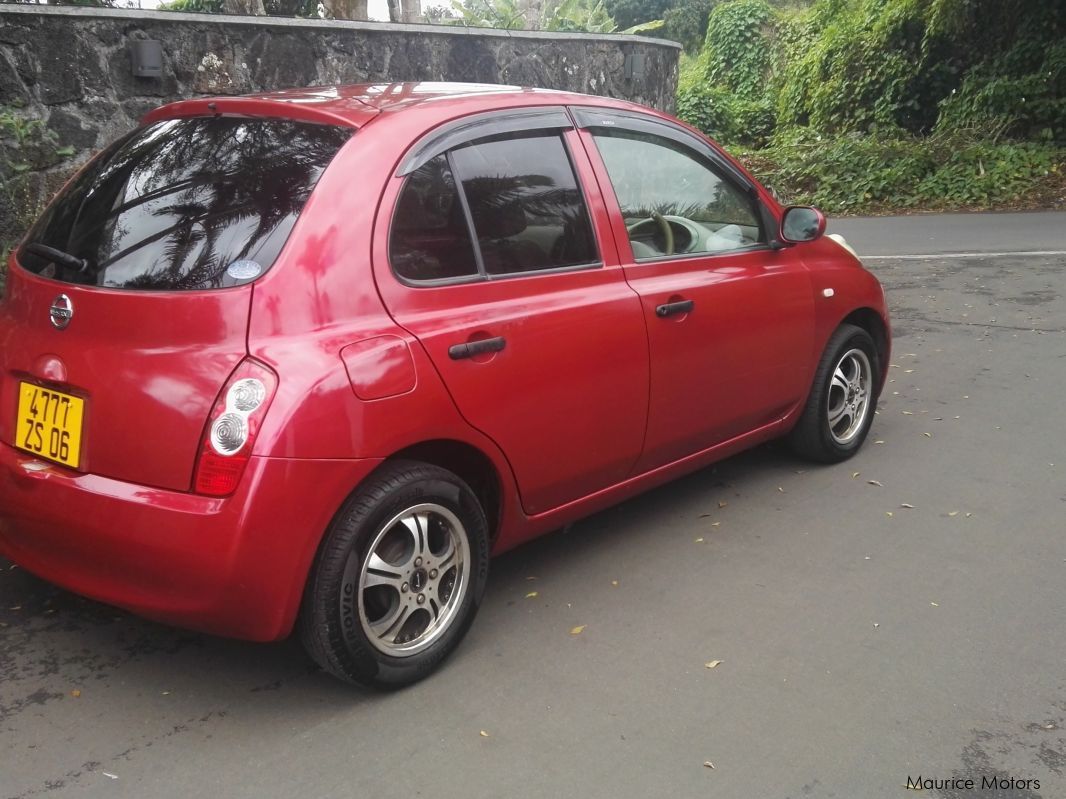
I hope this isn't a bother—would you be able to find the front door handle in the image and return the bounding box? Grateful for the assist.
[449,336,507,360]
[655,299,694,318]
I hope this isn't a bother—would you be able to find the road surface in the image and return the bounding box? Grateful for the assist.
[2,211,1065,799]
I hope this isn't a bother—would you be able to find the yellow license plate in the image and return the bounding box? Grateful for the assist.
[15,382,85,468]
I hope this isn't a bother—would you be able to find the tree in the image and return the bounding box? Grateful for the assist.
[602,0,671,30]
[661,0,714,52]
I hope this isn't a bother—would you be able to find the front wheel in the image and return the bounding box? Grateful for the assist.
[789,324,880,463]
[300,460,489,689]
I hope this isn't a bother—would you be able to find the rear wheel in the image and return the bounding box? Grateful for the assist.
[789,324,880,463]
[300,460,489,689]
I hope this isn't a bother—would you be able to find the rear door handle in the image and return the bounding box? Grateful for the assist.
[655,299,694,318]
[448,336,506,360]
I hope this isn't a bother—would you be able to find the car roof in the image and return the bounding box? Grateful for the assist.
[142,81,656,130]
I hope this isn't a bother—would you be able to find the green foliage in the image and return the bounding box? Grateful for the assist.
[159,0,326,15]
[737,128,1063,212]
[936,39,1066,143]
[675,0,778,145]
[160,0,224,10]
[542,0,616,33]
[677,0,1064,212]
[660,0,715,53]
[449,0,618,31]
[0,108,76,288]
[603,0,672,29]
[676,80,775,146]
[702,0,772,99]
[450,0,527,28]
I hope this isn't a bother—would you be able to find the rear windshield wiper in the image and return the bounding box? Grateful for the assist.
[23,243,91,274]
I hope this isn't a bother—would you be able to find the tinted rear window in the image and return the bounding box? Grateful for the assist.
[18,117,352,291]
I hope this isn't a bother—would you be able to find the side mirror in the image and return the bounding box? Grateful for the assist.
[780,206,826,244]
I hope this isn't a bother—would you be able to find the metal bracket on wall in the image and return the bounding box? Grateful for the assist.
[130,40,163,79]
[624,53,646,81]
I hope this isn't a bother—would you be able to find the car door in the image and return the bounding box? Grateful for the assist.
[573,108,815,473]
[374,110,650,516]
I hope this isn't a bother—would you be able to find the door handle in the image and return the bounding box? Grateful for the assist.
[448,336,506,360]
[655,299,694,318]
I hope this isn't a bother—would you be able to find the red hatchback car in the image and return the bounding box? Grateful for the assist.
[0,82,889,688]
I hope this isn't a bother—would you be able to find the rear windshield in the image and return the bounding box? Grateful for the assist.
[18,117,352,291]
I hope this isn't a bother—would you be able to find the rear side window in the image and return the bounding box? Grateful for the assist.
[18,117,352,291]
[390,154,479,282]
[389,131,598,282]
[451,133,597,276]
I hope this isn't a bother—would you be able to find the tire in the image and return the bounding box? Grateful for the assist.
[300,460,490,689]
[789,323,880,463]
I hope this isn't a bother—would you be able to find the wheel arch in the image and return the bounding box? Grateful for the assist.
[384,439,504,547]
[840,307,890,394]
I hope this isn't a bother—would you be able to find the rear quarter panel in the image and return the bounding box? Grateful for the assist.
[244,117,524,544]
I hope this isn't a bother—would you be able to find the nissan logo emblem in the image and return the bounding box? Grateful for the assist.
[49,294,73,330]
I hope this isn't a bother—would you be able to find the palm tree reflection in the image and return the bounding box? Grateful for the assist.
[56,118,351,290]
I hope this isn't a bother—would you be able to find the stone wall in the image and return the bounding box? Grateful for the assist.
[0,4,680,257]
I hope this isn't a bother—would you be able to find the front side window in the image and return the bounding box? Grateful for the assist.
[591,130,765,260]
[390,130,599,282]
[19,117,352,290]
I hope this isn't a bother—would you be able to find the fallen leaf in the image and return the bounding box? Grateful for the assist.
[886,511,893,517]
[867,480,883,487]
[703,761,716,770]
[570,625,586,636]
[479,730,490,738]
[525,591,538,599]
[852,472,861,478]
[699,513,712,518]
[900,503,914,509]
[948,511,959,517]
[704,660,722,669]
[718,501,728,509]
[710,522,720,527]
[923,432,932,438]
[70,689,81,698]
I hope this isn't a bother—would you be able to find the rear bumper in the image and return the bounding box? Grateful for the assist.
[0,444,383,640]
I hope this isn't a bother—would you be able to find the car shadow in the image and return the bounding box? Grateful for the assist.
[0,441,793,715]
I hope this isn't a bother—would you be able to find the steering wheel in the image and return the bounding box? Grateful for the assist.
[651,212,674,256]
[626,213,675,257]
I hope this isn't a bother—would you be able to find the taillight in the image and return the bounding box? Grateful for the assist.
[193,359,278,497]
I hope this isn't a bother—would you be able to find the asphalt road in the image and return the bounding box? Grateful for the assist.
[3,212,1065,799]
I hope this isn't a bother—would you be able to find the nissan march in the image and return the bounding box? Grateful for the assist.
[0,82,890,688]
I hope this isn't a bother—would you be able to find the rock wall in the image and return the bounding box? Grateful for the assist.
[0,4,680,258]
